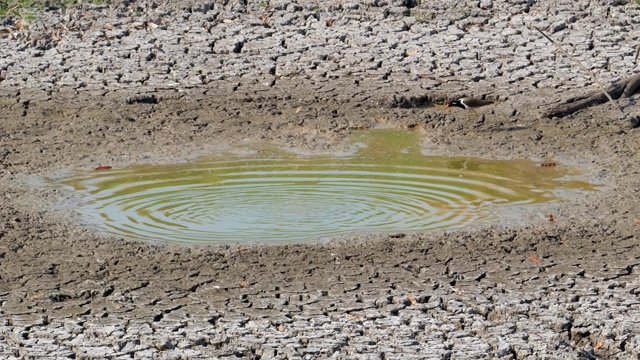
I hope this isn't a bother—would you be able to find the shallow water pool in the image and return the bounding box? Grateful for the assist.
[56,129,596,244]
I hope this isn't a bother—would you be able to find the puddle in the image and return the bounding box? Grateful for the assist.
[55,129,597,244]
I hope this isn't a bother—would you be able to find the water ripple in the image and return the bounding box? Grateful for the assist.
[57,130,595,244]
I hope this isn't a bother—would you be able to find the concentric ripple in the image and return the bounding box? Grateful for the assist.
[58,129,596,244]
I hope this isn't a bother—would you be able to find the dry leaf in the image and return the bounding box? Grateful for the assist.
[549,214,555,222]
[15,20,26,29]
[346,313,363,320]
[50,31,61,42]
[326,18,334,27]
[236,246,249,253]
[239,280,248,288]
[276,324,284,332]
[408,294,417,305]
[632,218,640,224]
[103,23,114,30]
[222,19,234,24]
[146,21,158,29]
[528,254,542,262]
[594,341,604,350]
[29,293,44,300]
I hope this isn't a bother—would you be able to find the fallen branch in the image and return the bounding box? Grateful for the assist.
[533,26,625,118]
[542,73,640,118]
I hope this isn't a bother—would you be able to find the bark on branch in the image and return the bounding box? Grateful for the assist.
[542,73,640,119]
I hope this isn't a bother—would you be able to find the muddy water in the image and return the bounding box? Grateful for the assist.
[57,129,596,244]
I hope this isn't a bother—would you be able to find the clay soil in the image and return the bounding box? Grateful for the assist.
[1,1,640,359]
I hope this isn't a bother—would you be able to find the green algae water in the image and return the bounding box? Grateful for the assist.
[58,129,596,244]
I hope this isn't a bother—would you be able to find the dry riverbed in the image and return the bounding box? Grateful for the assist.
[1,0,640,358]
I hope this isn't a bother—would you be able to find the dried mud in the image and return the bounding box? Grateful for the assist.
[1,0,640,359]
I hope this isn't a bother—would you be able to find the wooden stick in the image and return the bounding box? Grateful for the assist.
[533,26,625,117]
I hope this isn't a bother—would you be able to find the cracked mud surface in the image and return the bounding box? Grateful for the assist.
[1,0,640,358]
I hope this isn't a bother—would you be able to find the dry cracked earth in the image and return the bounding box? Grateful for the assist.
[1,0,640,359]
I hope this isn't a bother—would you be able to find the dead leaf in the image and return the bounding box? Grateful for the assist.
[103,23,114,30]
[239,280,248,288]
[528,254,542,262]
[276,324,284,331]
[408,294,417,305]
[594,341,604,350]
[222,19,234,24]
[633,218,640,224]
[549,214,555,222]
[15,20,26,29]
[94,165,112,171]
[29,293,44,300]
[346,313,363,320]
[236,246,249,254]
[50,31,61,42]
[146,21,158,29]
[326,18,334,27]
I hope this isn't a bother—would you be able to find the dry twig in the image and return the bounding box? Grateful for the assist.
[533,26,624,117]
